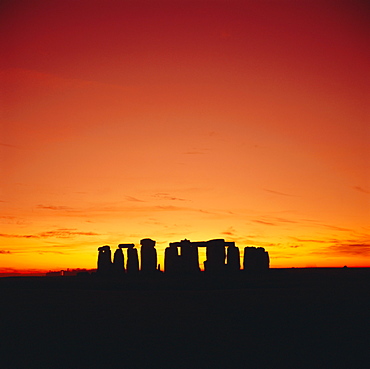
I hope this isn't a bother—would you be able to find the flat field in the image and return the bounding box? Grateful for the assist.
[1,269,369,368]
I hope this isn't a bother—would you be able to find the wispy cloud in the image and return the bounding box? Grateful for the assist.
[155,205,187,211]
[37,250,67,255]
[0,233,37,239]
[0,216,16,220]
[291,237,332,244]
[287,218,353,233]
[354,186,370,194]
[38,229,100,238]
[216,232,274,248]
[183,147,210,155]
[330,242,370,256]
[221,227,237,236]
[0,228,100,239]
[0,215,29,226]
[198,209,216,214]
[292,234,370,257]
[263,188,298,197]
[318,241,370,257]
[252,220,277,226]
[124,196,145,202]
[0,142,18,148]
[274,217,298,224]
[37,204,75,211]
[153,193,187,201]
[0,267,47,276]
[313,223,352,232]
[329,242,370,256]
[248,215,299,227]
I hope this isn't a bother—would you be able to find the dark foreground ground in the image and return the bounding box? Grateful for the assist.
[1,268,369,369]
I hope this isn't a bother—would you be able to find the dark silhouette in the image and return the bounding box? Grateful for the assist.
[113,247,125,275]
[179,239,200,273]
[164,242,180,273]
[98,244,141,276]
[204,239,227,272]
[127,247,139,274]
[127,244,140,274]
[243,246,270,271]
[118,244,139,274]
[226,242,240,271]
[97,239,269,277]
[4,267,369,369]
[140,238,157,273]
[164,239,240,274]
[97,245,113,276]
[166,239,200,274]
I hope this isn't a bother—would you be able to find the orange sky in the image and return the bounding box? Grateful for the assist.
[1,0,369,274]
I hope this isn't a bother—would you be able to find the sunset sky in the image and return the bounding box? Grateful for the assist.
[1,0,369,274]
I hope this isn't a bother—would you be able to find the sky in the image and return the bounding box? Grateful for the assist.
[1,0,369,274]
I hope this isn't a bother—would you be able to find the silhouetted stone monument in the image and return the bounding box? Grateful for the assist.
[166,239,238,273]
[165,243,180,273]
[128,245,139,274]
[204,239,226,273]
[166,239,200,274]
[127,247,139,273]
[97,245,113,276]
[97,238,268,278]
[226,242,240,271]
[113,247,125,275]
[118,244,139,274]
[180,239,200,273]
[140,238,157,273]
[243,246,270,271]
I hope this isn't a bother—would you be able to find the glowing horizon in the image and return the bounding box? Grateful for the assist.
[1,0,369,275]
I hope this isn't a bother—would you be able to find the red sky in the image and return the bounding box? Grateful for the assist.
[1,0,369,274]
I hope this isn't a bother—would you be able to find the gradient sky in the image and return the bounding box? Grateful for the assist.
[1,0,369,274]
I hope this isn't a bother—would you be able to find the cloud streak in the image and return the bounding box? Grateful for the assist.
[37,204,76,211]
[291,237,332,244]
[124,196,146,202]
[153,193,188,202]
[0,228,100,239]
[33,201,204,218]
[263,188,298,197]
[248,215,299,227]
[0,142,18,148]
[0,267,47,276]
[252,220,277,226]
[328,242,370,256]
[291,235,370,257]
[354,186,370,194]
[221,227,237,236]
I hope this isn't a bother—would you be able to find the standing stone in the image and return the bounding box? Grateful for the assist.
[113,248,125,275]
[140,238,157,273]
[97,245,113,276]
[243,246,270,271]
[226,243,240,271]
[127,246,139,274]
[165,243,180,273]
[205,239,226,273]
[180,240,200,273]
